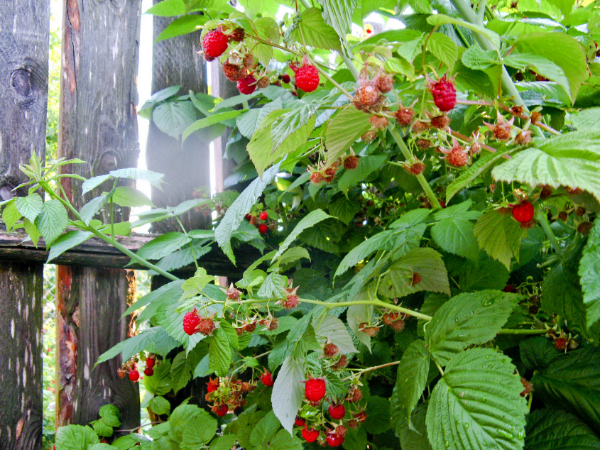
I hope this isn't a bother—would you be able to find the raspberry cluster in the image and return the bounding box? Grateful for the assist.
[204,376,256,416]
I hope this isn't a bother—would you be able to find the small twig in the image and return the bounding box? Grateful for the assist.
[342,360,401,381]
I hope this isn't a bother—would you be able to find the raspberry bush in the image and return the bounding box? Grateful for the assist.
[8,0,600,449]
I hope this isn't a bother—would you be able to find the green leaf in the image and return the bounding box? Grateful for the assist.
[525,408,600,450]
[379,248,450,299]
[2,200,21,232]
[365,396,391,435]
[426,349,528,450]
[35,199,68,247]
[210,435,238,450]
[250,410,280,447]
[515,32,587,102]
[317,0,357,40]
[80,195,108,225]
[47,231,94,263]
[55,425,100,449]
[277,247,311,267]
[579,218,600,328]
[297,218,342,253]
[182,110,243,142]
[181,411,218,448]
[98,404,121,428]
[257,272,287,298]
[271,356,305,435]
[23,218,41,247]
[505,53,571,99]
[269,430,303,450]
[109,168,165,189]
[428,33,458,69]
[145,0,186,16]
[523,340,600,431]
[156,15,207,42]
[112,187,153,208]
[215,162,281,263]
[347,301,373,351]
[143,360,172,396]
[136,232,191,261]
[153,100,197,139]
[271,104,315,153]
[15,194,43,223]
[338,155,387,192]
[272,209,331,262]
[459,260,510,292]
[149,396,171,416]
[390,340,431,432]
[324,106,371,165]
[427,14,501,49]
[292,7,342,51]
[313,314,358,354]
[425,290,522,366]
[431,217,479,261]
[399,403,433,450]
[329,196,360,225]
[91,420,113,438]
[81,174,112,195]
[473,209,524,270]
[209,327,232,377]
[461,45,499,70]
[571,107,600,130]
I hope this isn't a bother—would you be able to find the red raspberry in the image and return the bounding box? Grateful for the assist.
[354,82,380,107]
[302,428,320,443]
[128,370,139,382]
[237,75,256,95]
[328,404,345,420]
[213,404,228,416]
[404,161,425,176]
[203,29,229,58]
[226,284,241,301]
[376,74,394,93]
[369,114,388,130]
[183,310,201,335]
[512,201,534,223]
[310,171,324,184]
[281,74,291,83]
[228,27,245,42]
[207,377,219,393]
[503,285,517,293]
[258,224,268,234]
[344,156,359,170]
[261,370,275,386]
[554,338,567,351]
[326,433,345,447]
[222,63,242,82]
[295,416,306,427]
[323,343,339,357]
[305,378,326,402]
[197,316,216,336]
[259,211,268,220]
[143,367,154,377]
[245,213,252,220]
[429,74,456,112]
[146,357,156,369]
[412,272,422,285]
[295,64,320,92]
[396,107,414,126]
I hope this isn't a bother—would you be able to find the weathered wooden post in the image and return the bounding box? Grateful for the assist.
[55,0,141,430]
[0,1,50,448]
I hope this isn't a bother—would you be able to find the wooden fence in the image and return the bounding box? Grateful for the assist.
[0,1,236,448]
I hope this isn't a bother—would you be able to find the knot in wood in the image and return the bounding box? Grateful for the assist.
[11,69,32,97]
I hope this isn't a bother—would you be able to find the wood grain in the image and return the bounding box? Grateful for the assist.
[0,0,49,447]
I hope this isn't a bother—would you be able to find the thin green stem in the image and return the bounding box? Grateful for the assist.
[496,328,547,335]
[313,62,353,99]
[339,51,360,81]
[536,211,560,253]
[436,362,445,376]
[175,216,199,269]
[298,0,311,8]
[342,360,401,381]
[389,127,442,209]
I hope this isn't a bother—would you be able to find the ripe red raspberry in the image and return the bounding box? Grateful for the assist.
[323,343,339,357]
[143,367,154,377]
[295,416,306,427]
[128,370,139,382]
[207,377,219,393]
[305,378,326,402]
[369,114,388,130]
[226,284,241,301]
[261,370,274,386]
[222,63,242,82]
[354,82,380,107]
[257,76,270,89]
[183,310,201,335]
[259,211,268,220]
[404,161,425,176]
[245,213,252,220]
[512,201,534,223]
[396,107,414,126]
[203,29,229,58]
[376,74,394,93]
[228,27,245,42]
[281,74,291,84]
[328,404,345,420]
[429,74,456,112]
[237,75,256,95]
[296,64,320,92]
[258,224,268,234]
[310,171,324,184]
[326,433,345,447]
[344,156,359,170]
[361,130,376,142]
[554,338,567,351]
[346,386,362,403]
[146,357,156,369]
[197,316,216,336]
[302,428,320,443]
[213,404,228,416]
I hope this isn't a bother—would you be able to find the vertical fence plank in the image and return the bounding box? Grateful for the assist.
[55,0,141,431]
[0,0,50,448]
